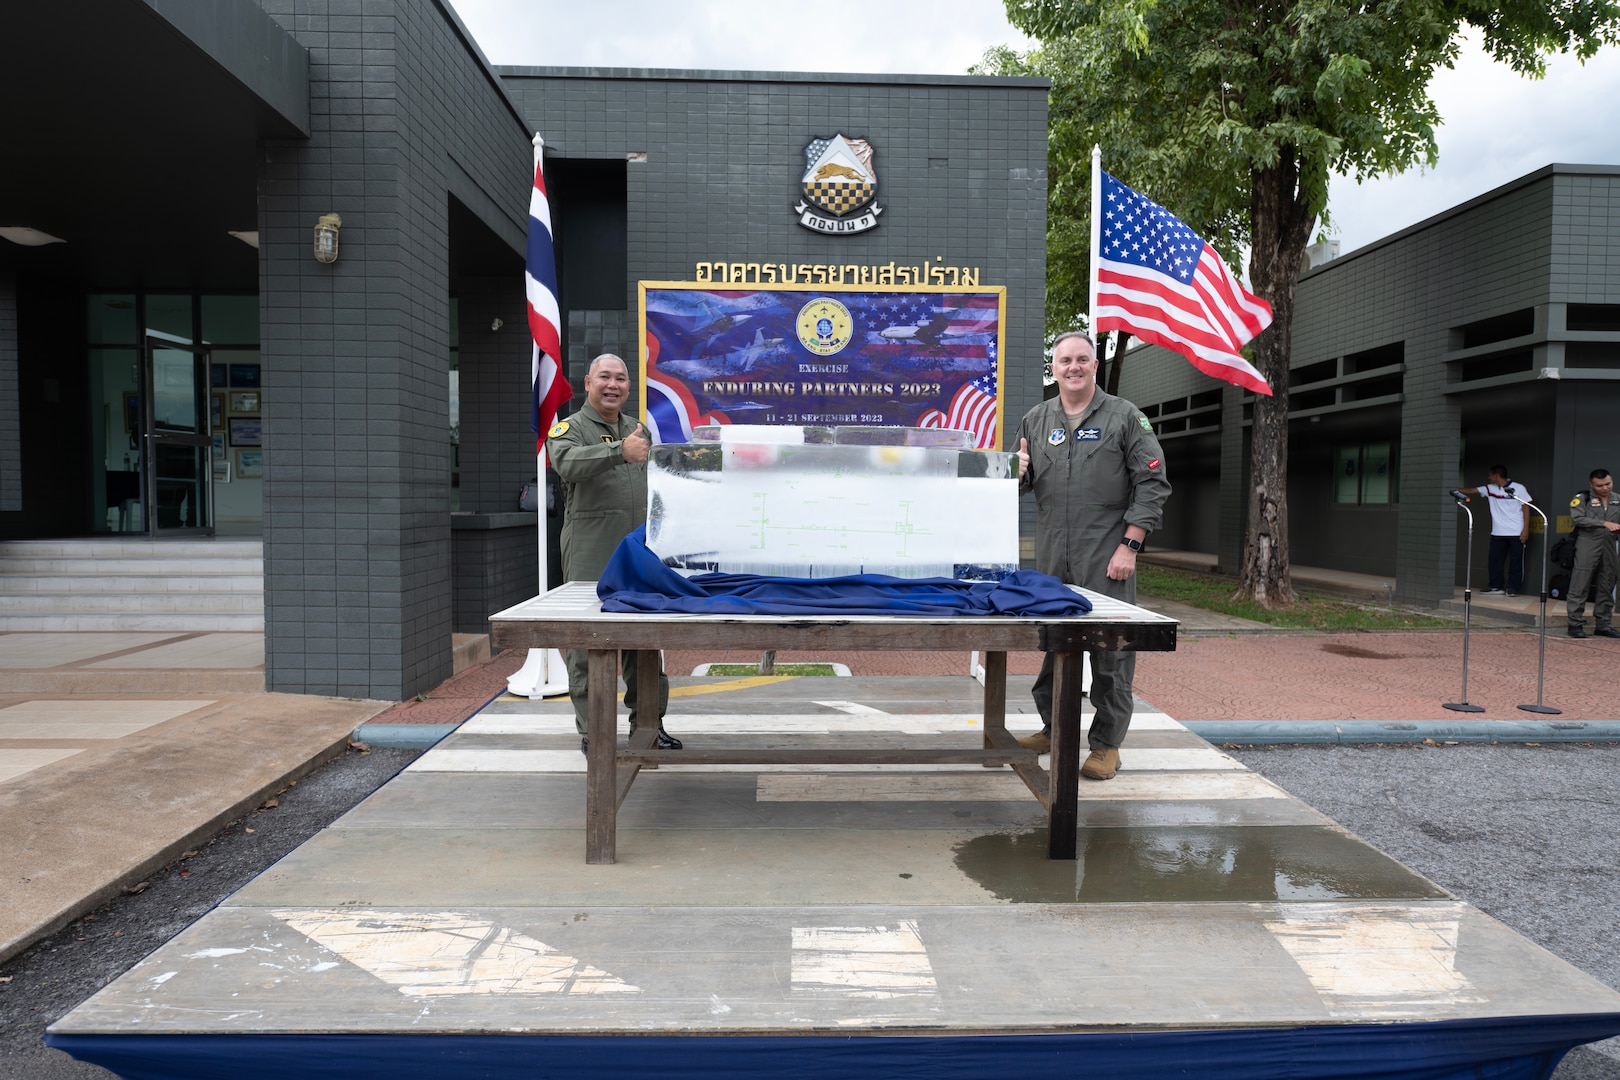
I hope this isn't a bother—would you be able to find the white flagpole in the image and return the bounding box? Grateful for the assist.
[1089,144,1102,343]
[508,133,569,700]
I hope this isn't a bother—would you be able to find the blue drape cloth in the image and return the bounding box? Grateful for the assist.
[596,527,1091,617]
[45,1012,1620,1080]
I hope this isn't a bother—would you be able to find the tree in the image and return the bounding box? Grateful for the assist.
[989,0,1620,606]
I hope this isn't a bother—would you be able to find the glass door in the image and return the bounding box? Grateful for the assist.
[144,339,213,536]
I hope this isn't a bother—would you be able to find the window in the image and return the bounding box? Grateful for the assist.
[1333,441,1396,504]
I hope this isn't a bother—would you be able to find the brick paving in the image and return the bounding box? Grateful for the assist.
[363,650,527,725]
[1135,628,1615,722]
[399,625,1616,727]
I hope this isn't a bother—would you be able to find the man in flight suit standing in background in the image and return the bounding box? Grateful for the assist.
[1013,331,1171,780]
[1566,467,1620,639]
[547,353,682,751]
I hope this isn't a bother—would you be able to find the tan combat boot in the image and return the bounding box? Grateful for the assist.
[1081,748,1120,780]
[1016,730,1051,754]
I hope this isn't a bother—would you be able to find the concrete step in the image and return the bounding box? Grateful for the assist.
[0,557,263,575]
[0,574,265,594]
[0,540,262,558]
[0,613,265,632]
[2,593,263,614]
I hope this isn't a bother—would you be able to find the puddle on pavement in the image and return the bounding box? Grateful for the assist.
[952,826,1449,904]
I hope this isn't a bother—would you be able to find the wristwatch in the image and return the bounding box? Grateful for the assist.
[1120,536,1144,552]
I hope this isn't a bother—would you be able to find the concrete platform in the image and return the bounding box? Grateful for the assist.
[47,676,1620,1076]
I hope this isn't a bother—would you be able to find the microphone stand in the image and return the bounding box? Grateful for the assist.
[1444,491,1485,713]
[1513,490,1561,715]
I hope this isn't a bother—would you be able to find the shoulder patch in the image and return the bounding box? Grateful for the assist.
[1137,414,1153,433]
[1572,495,1583,508]
[548,420,569,438]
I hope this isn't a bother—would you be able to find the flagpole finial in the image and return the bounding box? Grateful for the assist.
[533,133,545,150]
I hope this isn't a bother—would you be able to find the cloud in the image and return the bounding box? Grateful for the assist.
[451,3,1618,256]
[451,0,1033,74]
[1327,36,1620,253]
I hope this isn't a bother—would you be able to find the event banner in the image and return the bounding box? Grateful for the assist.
[638,283,1006,447]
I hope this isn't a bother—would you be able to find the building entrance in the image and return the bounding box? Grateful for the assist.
[145,339,213,535]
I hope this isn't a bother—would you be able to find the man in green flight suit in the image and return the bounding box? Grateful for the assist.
[1012,331,1171,780]
[1566,467,1620,639]
[546,353,681,752]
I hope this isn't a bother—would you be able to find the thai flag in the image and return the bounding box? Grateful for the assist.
[528,135,572,454]
[919,371,998,449]
[1094,170,1273,395]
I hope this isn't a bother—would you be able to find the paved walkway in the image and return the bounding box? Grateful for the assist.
[2,577,1612,965]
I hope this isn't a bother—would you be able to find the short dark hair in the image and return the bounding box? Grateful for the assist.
[1592,468,1612,481]
[1488,464,1508,477]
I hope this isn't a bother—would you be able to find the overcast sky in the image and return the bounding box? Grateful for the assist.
[451,0,1620,255]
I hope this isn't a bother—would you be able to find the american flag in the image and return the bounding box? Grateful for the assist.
[528,136,572,454]
[919,371,998,448]
[1094,171,1273,395]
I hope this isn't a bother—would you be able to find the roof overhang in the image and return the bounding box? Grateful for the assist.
[0,0,309,290]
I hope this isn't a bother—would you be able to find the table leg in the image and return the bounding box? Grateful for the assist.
[635,648,662,734]
[585,648,619,864]
[981,650,1007,750]
[1046,650,1084,859]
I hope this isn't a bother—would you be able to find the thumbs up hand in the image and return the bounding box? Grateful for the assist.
[622,422,650,464]
[1016,436,1029,477]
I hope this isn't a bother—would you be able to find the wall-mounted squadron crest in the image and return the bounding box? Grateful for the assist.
[795,134,883,234]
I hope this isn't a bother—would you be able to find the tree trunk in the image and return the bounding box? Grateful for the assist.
[1105,331,1132,396]
[1235,156,1317,608]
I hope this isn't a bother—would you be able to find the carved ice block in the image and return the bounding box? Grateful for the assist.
[648,426,1019,580]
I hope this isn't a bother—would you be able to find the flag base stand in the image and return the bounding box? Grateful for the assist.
[507,647,569,699]
[1442,702,1486,713]
[1518,703,1563,715]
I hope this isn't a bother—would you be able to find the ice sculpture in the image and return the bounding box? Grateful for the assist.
[647,425,1019,580]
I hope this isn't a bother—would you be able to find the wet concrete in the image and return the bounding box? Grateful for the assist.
[49,676,1620,1059]
[953,826,1449,904]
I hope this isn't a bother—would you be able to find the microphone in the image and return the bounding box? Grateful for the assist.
[1449,489,1469,503]
[1505,483,1517,497]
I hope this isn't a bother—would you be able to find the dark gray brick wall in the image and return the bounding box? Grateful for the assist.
[451,514,538,633]
[1118,166,1620,602]
[0,272,17,513]
[502,68,1049,540]
[256,0,530,699]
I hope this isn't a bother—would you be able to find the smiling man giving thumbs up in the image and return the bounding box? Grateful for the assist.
[547,352,679,752]
[1012,331,1170,779]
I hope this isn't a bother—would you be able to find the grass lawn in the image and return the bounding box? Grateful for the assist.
[1135,564,1457,630]
[704,663,839,677]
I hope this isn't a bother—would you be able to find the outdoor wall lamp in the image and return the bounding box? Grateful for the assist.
[313,213,342,264]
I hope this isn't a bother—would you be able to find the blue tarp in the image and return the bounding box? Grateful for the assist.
[45,1013,1620,1080]
[597,527,1092,617]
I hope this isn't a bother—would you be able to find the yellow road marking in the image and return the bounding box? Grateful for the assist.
[669,675,798,698]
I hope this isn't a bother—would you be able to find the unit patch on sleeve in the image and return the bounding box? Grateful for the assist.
[547,420,569,438]
[1137,414,1154,433]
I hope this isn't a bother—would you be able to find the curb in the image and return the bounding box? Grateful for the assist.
[1184,719,1620,745]
[354,723,460,749]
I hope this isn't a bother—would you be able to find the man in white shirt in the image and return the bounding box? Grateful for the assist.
[1462,465,1531,595]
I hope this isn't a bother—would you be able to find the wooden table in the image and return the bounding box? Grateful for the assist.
[491,582,1177,864]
